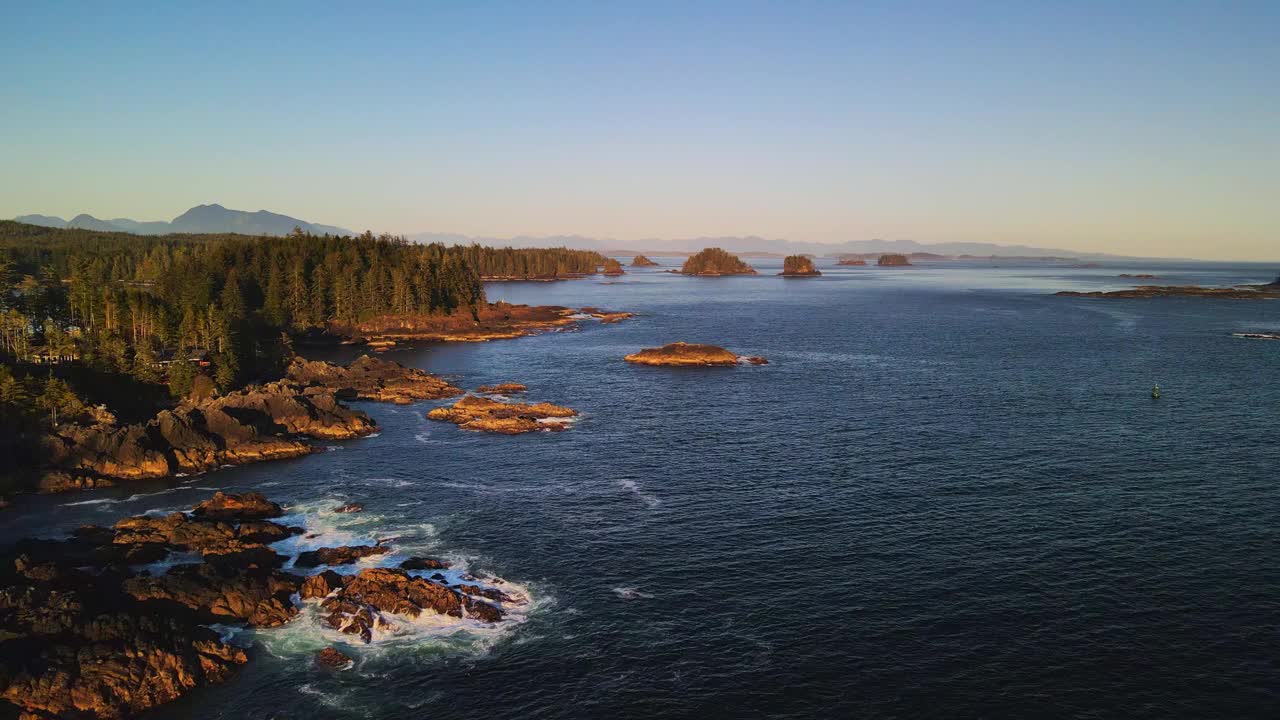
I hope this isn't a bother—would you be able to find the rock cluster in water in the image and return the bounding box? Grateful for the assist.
[624,342,767,367]
[427,395,577,434]
[287,355,463,404]
[0,492,517,719]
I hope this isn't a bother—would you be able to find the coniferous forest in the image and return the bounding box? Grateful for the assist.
[0,220,605,489]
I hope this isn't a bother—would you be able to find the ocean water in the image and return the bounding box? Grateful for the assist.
[5,258,1280,719]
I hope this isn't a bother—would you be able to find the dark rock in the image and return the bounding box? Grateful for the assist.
[294,545,390,568]
[333,502,363,514]
[399,557,451,571]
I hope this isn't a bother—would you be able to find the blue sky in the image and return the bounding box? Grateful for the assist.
[2,1,1277,258]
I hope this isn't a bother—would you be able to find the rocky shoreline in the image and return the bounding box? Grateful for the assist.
[0,492,522,719]
[33,356,472,494]
[39,380,377,493]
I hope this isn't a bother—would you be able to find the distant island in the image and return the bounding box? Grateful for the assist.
[631,254,659,267]
[837,257,867,266]
[877,254,912,266]
[1057,277,1280,300]
[679,248,757,276]
[15,203,352,237]
[779,255,821,276]
[602,258,625,276]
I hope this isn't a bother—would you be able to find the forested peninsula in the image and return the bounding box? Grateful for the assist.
[0,221,613,493]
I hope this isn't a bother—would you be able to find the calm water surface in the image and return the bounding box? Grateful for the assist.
[5,259,1279,719]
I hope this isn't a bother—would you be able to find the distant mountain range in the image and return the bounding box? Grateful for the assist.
[406,231,1120,260]
[13,205,1147,259]
[13,204,351,237]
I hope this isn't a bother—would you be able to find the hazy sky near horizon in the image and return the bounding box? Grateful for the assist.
[3,2,1277,259]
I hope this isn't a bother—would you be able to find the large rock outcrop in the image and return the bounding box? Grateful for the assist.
[38,383,375,491]
[427,395,577,434]
[623,342,767,367]
[286,355,462,404]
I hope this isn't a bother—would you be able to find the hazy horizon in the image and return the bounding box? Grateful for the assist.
[3,2,1277,260]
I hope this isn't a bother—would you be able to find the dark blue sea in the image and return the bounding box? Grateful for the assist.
[5,258,1279,719]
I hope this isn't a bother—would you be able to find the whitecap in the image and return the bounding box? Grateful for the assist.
[612,587,654,600]
[618,479,660,508]
[62,498,121,507]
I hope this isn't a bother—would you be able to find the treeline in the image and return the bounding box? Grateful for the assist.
[452,245,606,279]
[0,221,610,407]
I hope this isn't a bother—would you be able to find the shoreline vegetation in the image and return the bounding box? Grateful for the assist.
[0,220,628,495]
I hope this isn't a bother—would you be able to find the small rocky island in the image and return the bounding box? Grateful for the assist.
[0,491,521,719]
[427,395,577,434]
[602,258,625,276]
[624,342,767,367]
[837,256,867,266]
[877,254,912,266]
[631,254,659,267]
[679,248,757,276]
[779,255,821,277]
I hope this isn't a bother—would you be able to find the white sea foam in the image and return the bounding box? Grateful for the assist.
[618,479,660,508]
[62,497,121,507]
[612,587,654,600]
